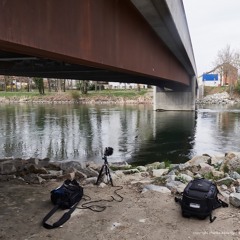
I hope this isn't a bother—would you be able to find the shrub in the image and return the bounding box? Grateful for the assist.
[236,168,240,174]
[175,175,188,184]
[236,81,240,94]
[153,177,167,185]
[163,159,171,169]
[70,91,80,101]
[222,164,230,173]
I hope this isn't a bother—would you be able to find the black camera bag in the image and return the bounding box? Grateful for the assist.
[42,179,83,229]
[175,178,228,223]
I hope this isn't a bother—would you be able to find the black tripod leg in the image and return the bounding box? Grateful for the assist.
[106,166,113,186]
[96,165,105,185]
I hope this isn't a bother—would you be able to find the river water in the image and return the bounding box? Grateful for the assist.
[0,103,240,165]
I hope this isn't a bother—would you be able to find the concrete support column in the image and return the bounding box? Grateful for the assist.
[153,77,196,111]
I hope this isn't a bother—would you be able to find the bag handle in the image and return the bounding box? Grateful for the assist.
[42,202,79,229]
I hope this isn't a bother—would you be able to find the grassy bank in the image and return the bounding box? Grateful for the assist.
[204,86,229,96]
[0,89,153,103]
[204,85,240,98]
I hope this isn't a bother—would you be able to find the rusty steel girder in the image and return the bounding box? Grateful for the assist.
[0,0,190,86]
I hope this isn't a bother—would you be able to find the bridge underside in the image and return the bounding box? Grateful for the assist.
[0,50,188,91]
[0,0,197,110]
[0,0,193,90]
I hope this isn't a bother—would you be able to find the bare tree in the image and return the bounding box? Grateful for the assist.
[33,77,45,95]
[4,76,9,91]
[213,45,240,97]
[62,79,66,92]
[47,78,52,92]
[80,80,88,94]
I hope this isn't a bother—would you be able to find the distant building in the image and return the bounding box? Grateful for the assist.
[202,63,238,87]
[108,82,148,89]
[220,63,238,86]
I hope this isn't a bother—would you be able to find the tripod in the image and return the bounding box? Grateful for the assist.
[96,152,113,186]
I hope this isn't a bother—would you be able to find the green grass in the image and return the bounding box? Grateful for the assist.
[0,91,42,98]
[87,89,149,98]
[204,86,229,96]
[0,89,151,102]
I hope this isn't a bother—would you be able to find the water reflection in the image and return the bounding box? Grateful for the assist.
[0,104,154,164]
[195,104,240,156]
[0,103,240,165]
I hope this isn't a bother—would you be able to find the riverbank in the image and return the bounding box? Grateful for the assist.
[1,152,240,239]
[1,89,240,107]
[0,89,153,105]
[196,92,240,105]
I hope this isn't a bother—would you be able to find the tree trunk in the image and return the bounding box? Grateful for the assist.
[4,76,7,91]
[47,78,51,92]
[80,80,88,94]
[95,81,98,91]
[63,79,66,92]
[137,84,140,92]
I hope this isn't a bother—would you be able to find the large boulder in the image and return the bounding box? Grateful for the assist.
[177,173,193,183]
[0,159,17,174]
[152,168,169,177]
[210,155,225,166]
[220,152,240,172]
[142,184,171,194]
[186,155,211,167]
[229,193,240,207]
[198,162,214,175]
[145,162,165,171]
[216,177,235,187]
[165,180,187,193]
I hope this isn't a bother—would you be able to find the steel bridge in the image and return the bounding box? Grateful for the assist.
[0,0,197,110]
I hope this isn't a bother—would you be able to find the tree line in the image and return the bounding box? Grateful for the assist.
[0,77,104,95]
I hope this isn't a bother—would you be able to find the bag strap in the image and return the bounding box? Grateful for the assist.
[42,202,79,229]
[174,192,183,205]
[209,213,217,223]
[218,198,228,208]
[208,196,228,223]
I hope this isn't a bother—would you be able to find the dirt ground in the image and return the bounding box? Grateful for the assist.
[1,177,240,240]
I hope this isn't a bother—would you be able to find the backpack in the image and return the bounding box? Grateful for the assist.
[175,178,228,223]
[42,179,83,229]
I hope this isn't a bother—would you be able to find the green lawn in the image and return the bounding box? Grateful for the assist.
[0,89,150,99]
[0,91,55,98]
[87,89,149,98]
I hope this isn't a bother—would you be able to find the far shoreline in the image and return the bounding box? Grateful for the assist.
[0,89,154,105]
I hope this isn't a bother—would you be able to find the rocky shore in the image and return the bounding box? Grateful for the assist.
[2,153,240,240]
[1,151,240,208]
[196,92,240,105]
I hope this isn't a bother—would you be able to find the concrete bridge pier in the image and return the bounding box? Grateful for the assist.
[153,77,196,111]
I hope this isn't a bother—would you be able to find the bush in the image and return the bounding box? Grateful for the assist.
[70,91,80,101]
[163,159,171,169]
[235,81,240,94]
[222,164,229,173]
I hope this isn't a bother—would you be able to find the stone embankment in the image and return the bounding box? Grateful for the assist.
[196,92,240,105]
[1,152,240,208]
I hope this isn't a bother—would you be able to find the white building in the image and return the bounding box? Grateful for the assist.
[108,82,148,89]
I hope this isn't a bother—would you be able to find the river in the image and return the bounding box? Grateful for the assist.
[0,103,240,165]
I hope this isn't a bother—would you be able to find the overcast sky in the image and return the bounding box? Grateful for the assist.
[183,0,240,76]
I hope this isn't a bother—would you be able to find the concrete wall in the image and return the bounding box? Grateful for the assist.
[153,77,196,111]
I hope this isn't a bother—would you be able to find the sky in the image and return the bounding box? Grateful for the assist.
[183,0,240,76]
